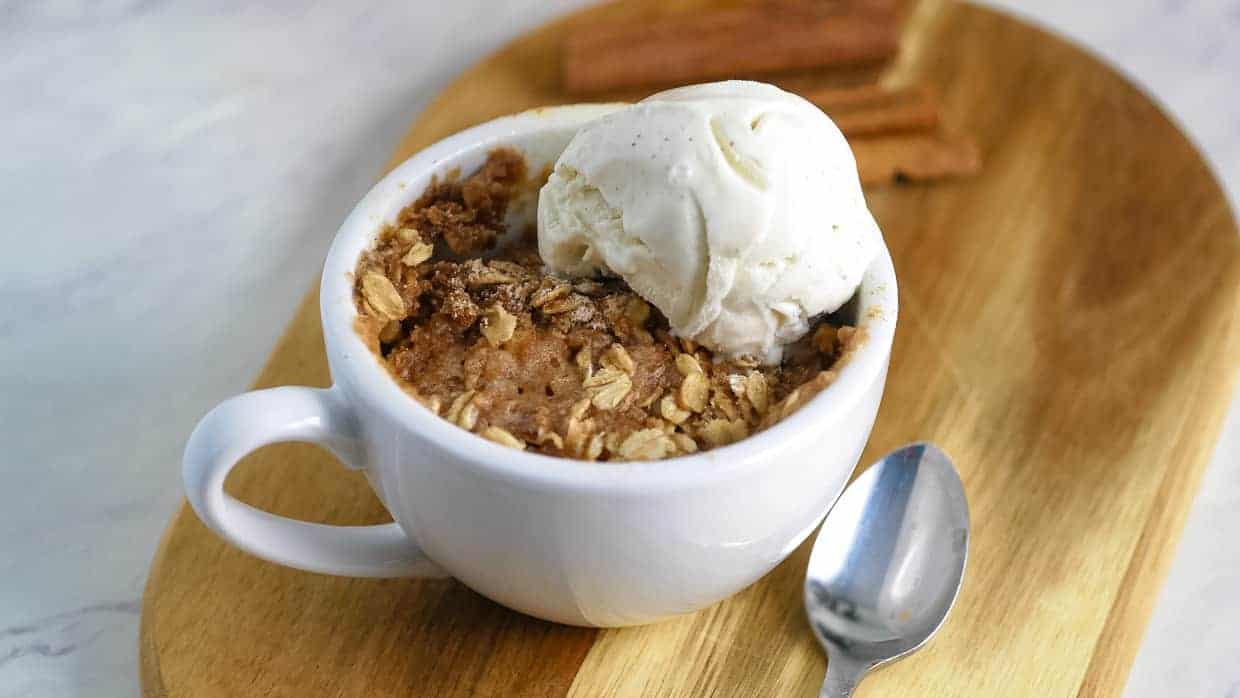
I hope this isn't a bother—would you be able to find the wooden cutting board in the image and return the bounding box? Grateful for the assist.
[140,1,1240,695]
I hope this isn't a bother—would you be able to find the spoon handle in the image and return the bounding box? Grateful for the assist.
[820,656,867,698]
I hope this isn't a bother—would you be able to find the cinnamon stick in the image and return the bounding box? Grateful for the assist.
[851,132,982,186]
[563,7,901,95]
[804,84,941,137]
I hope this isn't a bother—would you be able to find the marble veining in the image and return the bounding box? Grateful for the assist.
[0,601,140,669]
[0,1,1236,696]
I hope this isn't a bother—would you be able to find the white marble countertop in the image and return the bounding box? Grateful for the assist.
[1,1,1236,696]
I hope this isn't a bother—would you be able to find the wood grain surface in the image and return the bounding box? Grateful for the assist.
[140,1,1240,695]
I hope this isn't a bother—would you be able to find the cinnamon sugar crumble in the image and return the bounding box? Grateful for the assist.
[354,148,862,461]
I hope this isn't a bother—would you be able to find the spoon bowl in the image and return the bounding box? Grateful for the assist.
[805,442,969,697]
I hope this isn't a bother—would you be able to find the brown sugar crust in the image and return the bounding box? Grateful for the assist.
[354,149,862,461]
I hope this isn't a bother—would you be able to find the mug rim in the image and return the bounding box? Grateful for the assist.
[319,104,898,493]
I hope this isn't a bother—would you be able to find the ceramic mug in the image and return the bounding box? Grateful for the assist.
[183,104,898,627]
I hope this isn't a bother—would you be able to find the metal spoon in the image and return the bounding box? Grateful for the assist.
[805,442,969,698]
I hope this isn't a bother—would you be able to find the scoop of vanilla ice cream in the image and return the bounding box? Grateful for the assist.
[537,80,881,363]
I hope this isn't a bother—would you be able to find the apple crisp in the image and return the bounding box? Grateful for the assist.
[354,149,862,461]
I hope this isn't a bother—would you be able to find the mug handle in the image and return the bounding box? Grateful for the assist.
[183,386,446,578]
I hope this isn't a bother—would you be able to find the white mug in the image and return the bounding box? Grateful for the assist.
[183,104,898,627]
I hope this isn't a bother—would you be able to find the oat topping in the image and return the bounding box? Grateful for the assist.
[700,418,749,448]
[361,272,405,321]
[583,367,633,410]
[353,149,861,462]
[401,240,434,267]
[618,428,675,460]
[479,304,516,347]
[602,344,635,374]
[674,353,703,376]
[744,372,770,415]
[659,394,691,425]
[480,426,526,450]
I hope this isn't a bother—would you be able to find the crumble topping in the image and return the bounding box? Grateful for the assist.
[355,149,862,461]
